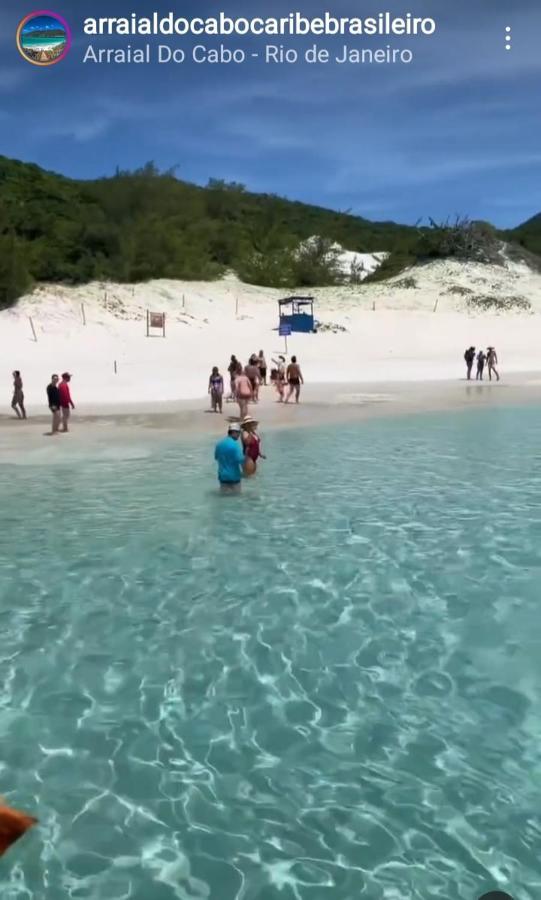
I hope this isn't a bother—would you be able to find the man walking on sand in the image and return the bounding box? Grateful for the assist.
[258,350,267,386]
[58,373,75,432]
[46,374,61,435]
[464,346,475,380]
[476,350,486,381]
[214,423,245,493]
[285,356,304,404]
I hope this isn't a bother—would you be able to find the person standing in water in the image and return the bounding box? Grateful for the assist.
[464,346,476,380]
[235,368,253,420]
[285,356,304,404]
[241,415,266,476]
[58,373,75,432]
[46,374,61,435]
[214,423,245,492]
[11,371,26,419]
[487,347,500,382]
[208,366,224,413]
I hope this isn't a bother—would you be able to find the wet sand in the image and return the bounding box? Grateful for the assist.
[2,374,541,464]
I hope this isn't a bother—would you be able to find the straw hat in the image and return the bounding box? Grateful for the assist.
[241,415,259,428]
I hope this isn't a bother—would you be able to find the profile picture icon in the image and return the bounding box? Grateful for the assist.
[16,10,71,66]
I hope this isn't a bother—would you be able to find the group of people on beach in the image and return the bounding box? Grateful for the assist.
[270,355,304,404]
[463,346,500,382]
[9,370,75,434]
[208,351,305,419]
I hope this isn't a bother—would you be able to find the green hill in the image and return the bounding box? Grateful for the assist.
[0,155,417,309]
[1,154,540,310]
[507,213,541,257]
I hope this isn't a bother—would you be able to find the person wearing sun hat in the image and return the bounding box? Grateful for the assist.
[241,415,266,477]
[214,422,245,492]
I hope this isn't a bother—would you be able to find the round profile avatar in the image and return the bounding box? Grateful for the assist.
[16,11,71,66]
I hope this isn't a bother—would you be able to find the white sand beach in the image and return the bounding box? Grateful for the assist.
[1,256,540,425]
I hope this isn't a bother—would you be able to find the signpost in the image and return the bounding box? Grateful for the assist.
[146,311,166,338]
[279,322,291,355]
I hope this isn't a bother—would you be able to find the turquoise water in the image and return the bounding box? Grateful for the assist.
[21,37,65,48]
[1,407,541,899]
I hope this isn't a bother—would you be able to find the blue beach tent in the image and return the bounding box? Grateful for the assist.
[277,296,316,333]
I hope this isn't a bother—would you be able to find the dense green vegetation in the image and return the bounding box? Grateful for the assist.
[505,213,541,258]
[365,217,541,284]
[0,155,415,308]
[0,154,539,309]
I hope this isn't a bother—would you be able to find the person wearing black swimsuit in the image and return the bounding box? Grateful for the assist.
[285,356,304,404]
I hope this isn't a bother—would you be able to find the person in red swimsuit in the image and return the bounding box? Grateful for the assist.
[241,415,265,476]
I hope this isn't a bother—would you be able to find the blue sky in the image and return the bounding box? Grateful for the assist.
[2,0,540,226]
[21,15,65,32]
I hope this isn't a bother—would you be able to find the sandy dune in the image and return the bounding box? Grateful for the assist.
[1,258,540,413]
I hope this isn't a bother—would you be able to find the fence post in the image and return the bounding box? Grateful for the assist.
[433,298,439,313]
[235,296,239,316]
[114,360,117,375]
[29,317,38,342]
[372,300,376,312]
[81,303,86,326]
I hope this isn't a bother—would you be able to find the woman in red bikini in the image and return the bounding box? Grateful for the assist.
[241,415,266,476]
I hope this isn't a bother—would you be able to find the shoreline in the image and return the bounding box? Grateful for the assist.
[3,266,541,412]
[2,374,541,462]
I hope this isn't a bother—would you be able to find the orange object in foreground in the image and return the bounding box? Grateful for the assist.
[0,804,38,856]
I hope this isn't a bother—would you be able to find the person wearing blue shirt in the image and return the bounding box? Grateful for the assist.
[214,423,245,492]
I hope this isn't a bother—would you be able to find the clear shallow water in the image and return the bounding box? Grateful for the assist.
[22,37,65,46]
[1,408,541,899]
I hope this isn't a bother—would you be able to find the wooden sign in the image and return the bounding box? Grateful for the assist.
[146,311,166,337]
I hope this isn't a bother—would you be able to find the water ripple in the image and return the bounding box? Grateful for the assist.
[1,406,541,899]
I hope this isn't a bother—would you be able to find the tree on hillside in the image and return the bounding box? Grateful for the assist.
[417,217,501,264]
[365,217,503,283]
[292,237,343,287]
[0,234,32,308]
